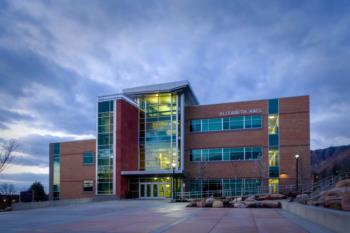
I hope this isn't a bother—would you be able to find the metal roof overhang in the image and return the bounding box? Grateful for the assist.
[121,170,184,177]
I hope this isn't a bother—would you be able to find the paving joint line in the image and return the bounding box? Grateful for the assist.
[207,209,229,233]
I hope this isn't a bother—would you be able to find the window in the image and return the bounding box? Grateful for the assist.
[246,147,262,160]
[190,150,201,161]
[269,178,279,193]
[208,118,222,131]
[83,151,94,165]
[190,120,201,132]
[191,147,262,162]
[252,115,262,128]
[83,180,93,192]
[269,148,279,166]
[269,134,279,147]
[190,115,262,132]
[268,99,279,114]
[208,149,222,161]
[223,148,244,160]
[268,115,279,134]
[269,167,279,178]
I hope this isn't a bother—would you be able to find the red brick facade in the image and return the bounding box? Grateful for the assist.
[50,95,310,199]
[184,96,310,188]
[49,139,96,200]
[115,99,139,198]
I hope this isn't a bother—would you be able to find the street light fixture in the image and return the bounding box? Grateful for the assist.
[294,154,300,192]
[171,162,176,202]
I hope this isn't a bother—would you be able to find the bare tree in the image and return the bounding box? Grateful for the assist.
[0,183,16,194]
[0,139,19,173]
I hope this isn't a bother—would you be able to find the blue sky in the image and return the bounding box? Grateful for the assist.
[0,0,350,192]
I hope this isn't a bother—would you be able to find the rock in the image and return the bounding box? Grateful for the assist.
[222,199,230,207]
[196,200,206,208]
[187,200,197,207]
[256,194,286,201]
[256,194,270,201]
[205,197,214,207]
[233,202,246,208]
[260,200,281,208]
[212,200,224,208]
[245,195,256,201]
[324,196,342,210]
[268,194,286,200]
[336,179,350,188]
[341,190,350,211]
[243,201,258,208]
[296,194,309,199]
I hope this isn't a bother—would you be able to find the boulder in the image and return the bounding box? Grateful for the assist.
[336,179,350,188]
[245,195,256,201]
[324,196,342,210]
[233,202,246,208]
[205,197,214,207]
[222,199,230,207]
[268,194,286,200]
[186,200,197,207]
[196,200,206,208]
[341,190,350,211]
[256,194,270,201]
[243,201,258,208]
[212,200,224,208]
[260,200,280,208]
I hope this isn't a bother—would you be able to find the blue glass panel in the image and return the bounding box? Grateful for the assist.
[252,115,262,128]
[269,166,280,177]
[208,148,222,161]
[268,99,279,114]
[229,116,244,129]
[269,134,279,146]
[191,150,201,161]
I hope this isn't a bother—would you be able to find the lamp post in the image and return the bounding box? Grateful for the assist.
[171,162,176,202]
[295,154,300,192]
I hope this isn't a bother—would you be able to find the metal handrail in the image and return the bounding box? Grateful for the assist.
[174,172,350,201]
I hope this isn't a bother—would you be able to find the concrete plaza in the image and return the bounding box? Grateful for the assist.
[0,200,333,233]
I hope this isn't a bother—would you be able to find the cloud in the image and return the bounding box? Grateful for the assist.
[0,0,349,189]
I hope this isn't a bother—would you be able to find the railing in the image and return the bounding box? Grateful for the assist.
[173,172,350,201]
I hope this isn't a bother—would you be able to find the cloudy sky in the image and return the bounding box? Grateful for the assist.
[0,0,349,192]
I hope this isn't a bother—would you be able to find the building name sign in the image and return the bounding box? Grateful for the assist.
[219,108,262,117]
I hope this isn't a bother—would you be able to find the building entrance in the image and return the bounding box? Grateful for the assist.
[139,182,167,199]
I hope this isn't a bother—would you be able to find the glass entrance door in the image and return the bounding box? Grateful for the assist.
[139,182,166,199]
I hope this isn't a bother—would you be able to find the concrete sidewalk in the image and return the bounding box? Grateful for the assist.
[0,200,334,233]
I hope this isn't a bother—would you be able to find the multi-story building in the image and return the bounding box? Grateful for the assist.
[49,81,310,200]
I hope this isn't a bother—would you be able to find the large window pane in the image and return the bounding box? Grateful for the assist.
[268,99,279,114]
[269,134,279,147]
[208,118,222,131]
[229,116,244,129]
[190,120,201,132]
[191,150,201,161]
[209,149,222,161]
[268,115,279,134]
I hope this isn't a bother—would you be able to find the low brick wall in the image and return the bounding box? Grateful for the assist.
[12,198,94,211]
[281,201,350,233]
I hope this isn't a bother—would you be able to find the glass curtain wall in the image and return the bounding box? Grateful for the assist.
[268,99,280,193]
[138,93,180,171]
[53,143,60,200]
[190,178,262,198]
[97,100,114,194]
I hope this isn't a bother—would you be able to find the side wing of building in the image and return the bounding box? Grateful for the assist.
[49,139,96,200]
